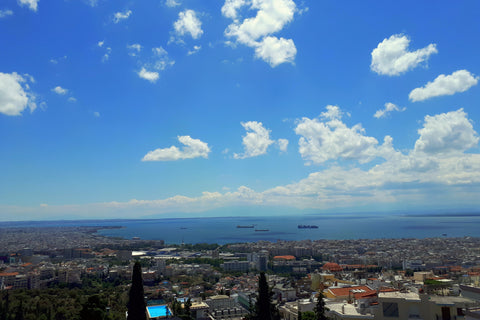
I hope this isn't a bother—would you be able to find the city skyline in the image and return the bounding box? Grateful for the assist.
[1,0,480,221]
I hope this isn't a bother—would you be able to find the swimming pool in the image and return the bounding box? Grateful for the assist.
[146,305,171,318]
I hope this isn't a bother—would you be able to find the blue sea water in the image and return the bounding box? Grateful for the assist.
[93,213,480,245]
[1,213,478,245]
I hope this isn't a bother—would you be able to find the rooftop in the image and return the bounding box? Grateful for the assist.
[378,291,420,301]
[327,302,374,319]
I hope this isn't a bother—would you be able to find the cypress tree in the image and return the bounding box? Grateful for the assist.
[314,292,329,320]
[255,272,279,320]
[127,261,147,320]
[183,298,192,320]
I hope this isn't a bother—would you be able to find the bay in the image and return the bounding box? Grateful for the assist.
[94,213,480,245]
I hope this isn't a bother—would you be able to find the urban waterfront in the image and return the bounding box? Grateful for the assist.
[1,212,480,245]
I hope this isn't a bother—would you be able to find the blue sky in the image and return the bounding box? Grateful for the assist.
[1,0,480,221]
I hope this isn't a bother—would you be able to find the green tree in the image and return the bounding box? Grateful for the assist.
[14,299,24,320]
[171,300,182,317]
[127,262,146,320]
[181,298,193,320]
[0,291,9,320]
[254,272,279,320]
[301,311,316,320]
[314,293,329,320]
[80,295,105,320]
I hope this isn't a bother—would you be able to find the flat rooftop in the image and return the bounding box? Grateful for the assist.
[327,302,374,319]
[378,292,421,301]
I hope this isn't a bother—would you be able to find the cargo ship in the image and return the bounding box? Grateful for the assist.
[298,225,318,229]
[237,225,254,228]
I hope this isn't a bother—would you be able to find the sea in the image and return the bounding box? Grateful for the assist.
[2,212,479,245]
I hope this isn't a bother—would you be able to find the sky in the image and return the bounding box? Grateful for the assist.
[1,0,480,221]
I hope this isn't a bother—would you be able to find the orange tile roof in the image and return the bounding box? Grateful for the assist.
[379,288,398,292]
[327,286,376,299]
[0,272,19,277]
[273,255,296,260]
[322,262,343,272]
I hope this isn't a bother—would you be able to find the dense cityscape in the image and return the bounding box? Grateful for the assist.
[1,225,480,319]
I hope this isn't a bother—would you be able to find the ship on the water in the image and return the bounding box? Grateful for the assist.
[236,225,254,228]
[298,225,319,229]
[255,229,269,232]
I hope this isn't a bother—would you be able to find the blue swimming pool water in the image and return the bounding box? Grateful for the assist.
[147,305,170,318]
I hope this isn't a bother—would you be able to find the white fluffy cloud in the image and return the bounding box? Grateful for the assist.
[0,9,13,17]
[221,0,247,20]
[138,68,159,83]
[142,136,211,161]
[371,34,437,76]
[0,72,36,116]
[173,9,203,39]
[52,86,68,95]
[409,70,478,102]
[234,121,275,159]
[223,0,297,67]
[254,36,296,67]
[18,0,38,11]
[414,108,479,155]
[295,105,389,165]
[277,138,289,152]
[374,102,406,119]
[113,10,132,24]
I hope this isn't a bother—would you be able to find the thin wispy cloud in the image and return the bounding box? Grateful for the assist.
[0,9,13,18]
[113,10,132,24]
[374,102,406,119]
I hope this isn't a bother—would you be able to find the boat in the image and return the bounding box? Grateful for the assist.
[237,225,254,228]
[255,229,269,232]
[298,225,319,229]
